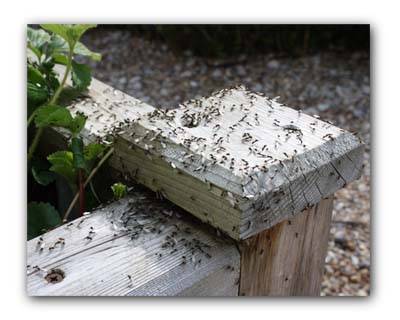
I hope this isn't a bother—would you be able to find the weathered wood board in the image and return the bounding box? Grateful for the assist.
[27,191,240,296]
[60,77,363,240]
[239,196,333,296]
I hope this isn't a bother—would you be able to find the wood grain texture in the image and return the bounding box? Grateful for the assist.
[27,192,240,296]
[239,196,333,296]
[42,64,363,239]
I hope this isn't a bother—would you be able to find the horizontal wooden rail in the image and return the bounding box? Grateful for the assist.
[27,191,240,296]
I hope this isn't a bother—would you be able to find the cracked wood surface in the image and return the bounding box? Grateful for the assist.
[27,193,240,296]
[47,64,363,240]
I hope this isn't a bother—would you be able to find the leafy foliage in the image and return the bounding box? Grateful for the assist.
[71,137,85,170]
[27,64,47,87]
[84,143,106,172]
[84,143,106,161]
[111,182,127,200]
[34,105,73,128]
[71,61,92,91]
[47,151,77,189]
[28,25,101,64]
[27,65,50,109]
[46,34,101,62]
[27,24,109,240]
[28,61,59,105]
[47,140,106,190]
[73,41,102,61]
[31,158,57,186]
[27,25,101,120]
[27,27,51,60]
[28,202,61,240]
[27,82,49,105]
[33,104,87,137]
[69,113,87,136]
[40,24,98,54]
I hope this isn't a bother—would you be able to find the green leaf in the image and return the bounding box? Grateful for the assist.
[67,24,97,44]
[28,64,47,87]
[69,113,87,136]
[41,24,97,49]
[34,105,72,128]
[47,34,101,62]
[47,151,77,188]
[111,182,127,200]
[31,158,57,186]
[74,41,102,61]
[58,86,83,106]
[84,143,106,172]
[28,46,41,62]
[27,64,51,112]
[46,72,61,91]
[32,167,56,186]
[71,60,92,91]
[46,35,71,61]
[27,27,51,48]
[27,82,48,104]
[71,137,86,170]
[28,64,50,107]
[28,202,61,240]
[27,27,51,60]
[46,34,69,57]
[84,143,106,161]
[35,60,60,91]
[52,53,69,65]
[40,24,76,48]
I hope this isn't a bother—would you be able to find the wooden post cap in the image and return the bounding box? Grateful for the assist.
[66,80,364,240]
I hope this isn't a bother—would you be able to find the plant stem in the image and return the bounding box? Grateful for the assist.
[49,49,73,105]
[89,181,101,204]
[27,49,74,162]
[27,127,43,162]
[62,147,114,222]
[27,110,36,127]
[78,169,85,216]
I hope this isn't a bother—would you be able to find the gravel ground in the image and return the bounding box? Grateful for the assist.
[82,29,370,296]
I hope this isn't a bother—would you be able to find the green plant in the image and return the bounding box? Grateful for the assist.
[28,202,61,239]
[27,24,100,159]
[111,182,128,200]
[27,25,112,239]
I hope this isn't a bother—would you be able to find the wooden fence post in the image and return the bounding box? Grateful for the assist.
[239,196,333,296]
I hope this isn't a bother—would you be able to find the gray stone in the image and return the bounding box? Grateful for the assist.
[318,103,331,112]
[267,60,280,69]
